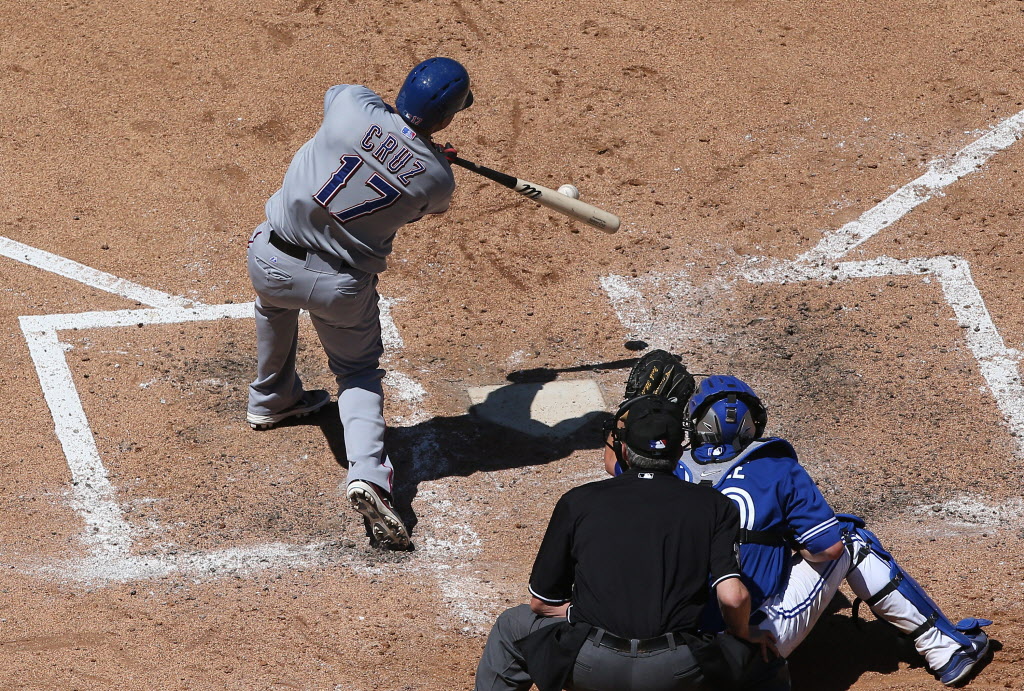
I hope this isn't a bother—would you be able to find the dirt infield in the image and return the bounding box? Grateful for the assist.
[2,0,1023,688]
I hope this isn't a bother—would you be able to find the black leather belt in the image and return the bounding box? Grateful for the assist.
[738,528,790,547]
[268,230,308,260]
[586,628,692,654]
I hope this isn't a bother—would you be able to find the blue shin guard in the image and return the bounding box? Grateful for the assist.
[836,514,992,662]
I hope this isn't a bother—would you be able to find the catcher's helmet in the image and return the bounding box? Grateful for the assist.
[395,57,473,132]
[687,375,767,459]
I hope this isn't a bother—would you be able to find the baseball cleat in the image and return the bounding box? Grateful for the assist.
[247,389,331,430]
[935,630,991,686]
[347,480,411,550]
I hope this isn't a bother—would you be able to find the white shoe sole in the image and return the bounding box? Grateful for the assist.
[347,481,411,550]
[247,391,330,430]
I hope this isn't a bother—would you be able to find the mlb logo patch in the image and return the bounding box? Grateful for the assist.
[649,438,667,450]
[401,126,417,140]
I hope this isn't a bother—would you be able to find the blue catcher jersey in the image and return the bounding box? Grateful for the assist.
[675,438,842,611]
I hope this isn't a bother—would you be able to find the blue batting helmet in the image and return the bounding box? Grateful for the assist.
[395,57,473,132]
[687,375,767,458]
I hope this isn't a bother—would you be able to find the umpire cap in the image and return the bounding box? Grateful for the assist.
[621,396,687,460]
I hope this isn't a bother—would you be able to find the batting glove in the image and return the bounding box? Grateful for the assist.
[437,142,458,163]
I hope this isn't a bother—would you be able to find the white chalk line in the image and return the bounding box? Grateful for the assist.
[600,270,734,353]
[913,494,1024,529]
[0,235,198,309]
[22,107,1020,601]
[19,303,256,564]
[39,542,336,584]
[799,108,1024,264]
[742,256,1024,441]
[8,240,481,611]
[606,107,1024,460]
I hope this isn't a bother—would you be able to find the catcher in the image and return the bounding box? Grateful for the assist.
[603,352,993,687]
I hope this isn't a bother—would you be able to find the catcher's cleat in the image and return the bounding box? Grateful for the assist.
[347,480,411,551]
[936,628,991,687]
[247,389,331,430]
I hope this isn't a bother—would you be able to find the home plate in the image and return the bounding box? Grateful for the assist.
[467,380,607,438]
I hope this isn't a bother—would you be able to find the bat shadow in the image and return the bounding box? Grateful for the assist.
[503,356,645,385]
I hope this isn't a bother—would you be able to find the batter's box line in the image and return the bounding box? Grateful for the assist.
[3,237,486,609]
[17,303,326,583]
[743,255,1024,442]
[603,253,1024,452]
[17,298,414,583]
[800,107,1024,264]
[604,107,1024,453]
[0,235,199,310]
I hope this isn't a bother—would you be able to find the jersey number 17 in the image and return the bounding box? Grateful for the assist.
[313,153,401,223]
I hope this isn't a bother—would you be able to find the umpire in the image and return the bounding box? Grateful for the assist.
[474,396,788,691]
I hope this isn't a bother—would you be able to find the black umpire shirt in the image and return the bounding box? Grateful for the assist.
[528,467,742,640]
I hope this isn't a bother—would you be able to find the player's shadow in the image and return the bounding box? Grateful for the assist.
[387,403,609,528]
[316,401,608,535]
[312,357,643,535]
[787,592,999,689]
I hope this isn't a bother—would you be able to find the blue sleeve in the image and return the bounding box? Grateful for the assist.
[783,463,842,554]
[673,460,693,483]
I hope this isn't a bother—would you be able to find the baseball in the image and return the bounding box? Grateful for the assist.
[557,184,580,199]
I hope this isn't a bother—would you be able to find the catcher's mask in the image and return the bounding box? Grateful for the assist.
[605,395,688,468]
[395,57,473,133]
[687,375,767,459]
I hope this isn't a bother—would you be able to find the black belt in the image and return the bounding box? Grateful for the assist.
[738,528,791,547]
[268,230,308,260]
[586,628,693,654]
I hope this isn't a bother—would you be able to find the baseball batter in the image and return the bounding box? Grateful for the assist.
[246,57,473,550]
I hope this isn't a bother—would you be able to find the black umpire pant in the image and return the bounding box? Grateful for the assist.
[474,604,706,691]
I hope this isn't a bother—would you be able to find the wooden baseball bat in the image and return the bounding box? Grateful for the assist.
[451,156,620,233]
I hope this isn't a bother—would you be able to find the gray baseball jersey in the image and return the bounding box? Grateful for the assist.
[265,84,455,274]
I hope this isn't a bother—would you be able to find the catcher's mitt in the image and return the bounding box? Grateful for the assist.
[623,349,695,405]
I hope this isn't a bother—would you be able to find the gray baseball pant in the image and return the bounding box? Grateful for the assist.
[475,604,707,691]
[246,223,396,493]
